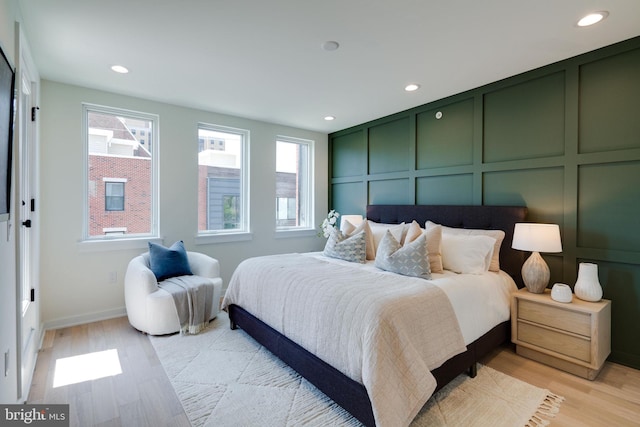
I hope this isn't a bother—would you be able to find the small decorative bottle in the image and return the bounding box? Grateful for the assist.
[574,262,603,302]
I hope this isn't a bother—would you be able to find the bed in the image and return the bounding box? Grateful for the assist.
[222,204,527,427]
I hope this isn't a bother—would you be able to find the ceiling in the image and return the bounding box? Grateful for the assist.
[18,0,640,133]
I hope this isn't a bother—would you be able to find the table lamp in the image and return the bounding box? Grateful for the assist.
[512,223,562,293]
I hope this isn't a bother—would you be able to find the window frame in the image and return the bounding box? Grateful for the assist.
[81,103,159,244]
[196,122,250,240]
[275,135,314,233]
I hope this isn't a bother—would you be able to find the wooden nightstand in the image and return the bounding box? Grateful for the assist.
[511,288,611,380]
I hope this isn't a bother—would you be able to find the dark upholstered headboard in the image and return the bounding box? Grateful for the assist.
[366,205,528,287]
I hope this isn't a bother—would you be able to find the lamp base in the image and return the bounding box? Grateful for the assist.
[522,251,550,294]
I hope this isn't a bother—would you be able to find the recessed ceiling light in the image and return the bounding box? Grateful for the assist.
[577,11,609,27]
[111,65,129,74]
[324,116,336,121]
[405,84,420,92]
[321,41,340,51]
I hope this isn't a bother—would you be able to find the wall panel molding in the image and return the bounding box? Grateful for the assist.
[329,36,640,368]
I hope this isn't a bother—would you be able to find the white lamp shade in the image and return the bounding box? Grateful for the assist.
[512,223,562,253]
[340,214,363,231]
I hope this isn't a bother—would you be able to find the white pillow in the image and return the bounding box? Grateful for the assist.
[366,220,405,260]
[342,218,367,237]
[421,221,444,273]
[428,221,505,272]
[375,230,431,278]
[440,234,496,274]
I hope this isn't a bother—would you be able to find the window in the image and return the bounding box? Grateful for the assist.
[198,124,249,234]
[83,104,158,240]
[105,181,125,211]
[276,136,313,229]
[276,197,296,222]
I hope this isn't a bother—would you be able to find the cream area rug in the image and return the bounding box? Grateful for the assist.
[149,311,563,427]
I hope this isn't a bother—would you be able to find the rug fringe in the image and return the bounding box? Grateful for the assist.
[525,391,565,427]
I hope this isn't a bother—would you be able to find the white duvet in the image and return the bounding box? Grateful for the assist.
[339,253,518,345]
[222,252,516,427]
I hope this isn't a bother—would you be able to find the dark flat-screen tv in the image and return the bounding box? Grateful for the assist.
[0,44,15,222]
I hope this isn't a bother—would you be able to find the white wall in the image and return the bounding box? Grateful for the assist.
[0,0,19,405]
[39,80,328,328]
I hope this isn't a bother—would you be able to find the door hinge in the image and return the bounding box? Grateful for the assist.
[30,288,35,302]
[31,106,39,122]
[30,198,35,212]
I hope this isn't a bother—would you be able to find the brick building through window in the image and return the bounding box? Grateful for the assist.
[87,111,153,236]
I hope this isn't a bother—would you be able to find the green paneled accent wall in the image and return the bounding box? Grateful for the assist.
[416,174,473,205]
[578,161,640,252]
[332,182,367,217]
[329,36,640,369]
[368,117,410,174]
[416,99,474,169]
[331,130,366,178]
[368,178,411,205]
[594,260,640,366]
[579,48,640,153]
[484,72,566,163]
[483,168,564,224]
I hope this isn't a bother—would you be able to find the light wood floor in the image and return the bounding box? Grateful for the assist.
[28,316,190,427]
[29,316,640,426]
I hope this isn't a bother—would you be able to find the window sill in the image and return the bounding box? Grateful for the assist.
[274,228,318,239]
[77,236,163,253]
[195,232,253,245]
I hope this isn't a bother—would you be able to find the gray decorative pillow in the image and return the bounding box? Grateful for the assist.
[375,230,431,279]
[323,228,367,263]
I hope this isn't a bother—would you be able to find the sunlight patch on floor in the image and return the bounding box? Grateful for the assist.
[53,349,122,388]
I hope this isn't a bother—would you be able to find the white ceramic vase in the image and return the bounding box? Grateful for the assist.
[574,262,603,302]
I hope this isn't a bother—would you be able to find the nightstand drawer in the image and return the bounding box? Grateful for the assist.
[518,321,591,362]
[518,299,591,336]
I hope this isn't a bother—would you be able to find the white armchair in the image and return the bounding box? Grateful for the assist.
[124,251,223,335]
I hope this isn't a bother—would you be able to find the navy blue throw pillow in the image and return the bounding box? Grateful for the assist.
[148,240,193,281]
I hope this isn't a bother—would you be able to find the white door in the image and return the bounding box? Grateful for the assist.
[15,23,39,402]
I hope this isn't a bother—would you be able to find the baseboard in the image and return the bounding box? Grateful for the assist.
[43,307,127,331]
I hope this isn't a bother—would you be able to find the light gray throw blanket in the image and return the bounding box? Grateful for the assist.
[159,275,214,334]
